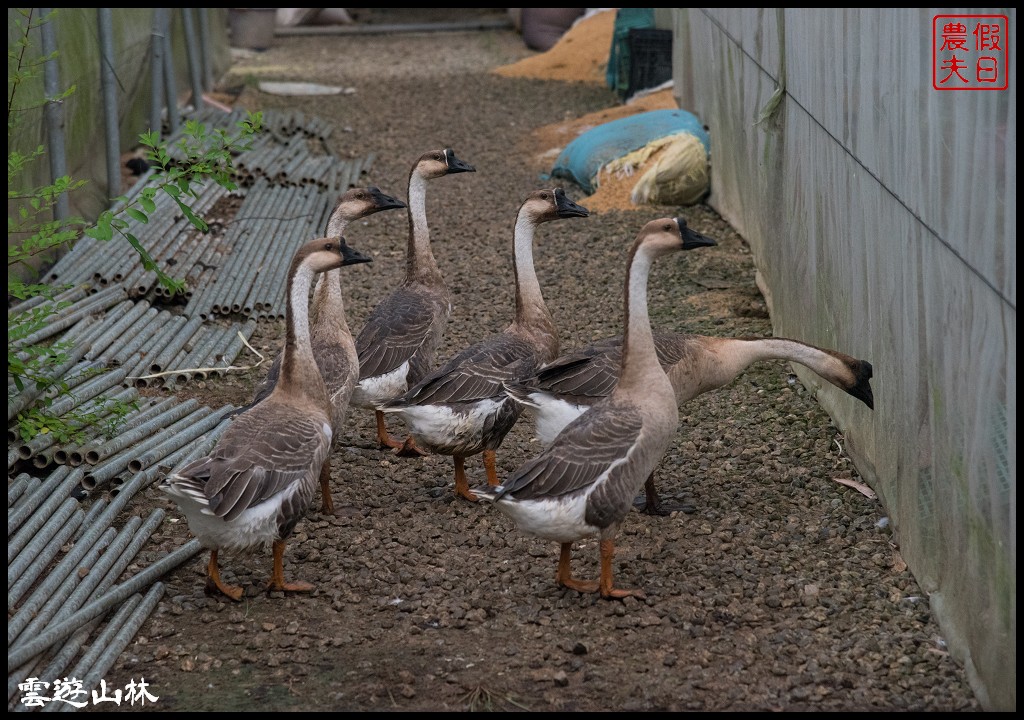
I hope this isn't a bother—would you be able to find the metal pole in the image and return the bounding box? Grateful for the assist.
[149,8,167,136]
[97,9,121,199]
[39,8,70,221]
[162,18,181,134]
[7,540,203,669]
[198,8,214,90]
[180,8,205,110]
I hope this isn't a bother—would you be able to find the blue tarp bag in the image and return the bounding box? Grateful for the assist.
[551,109,710,194]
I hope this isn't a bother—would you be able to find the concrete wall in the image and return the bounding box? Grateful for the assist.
[8,8,231,277]
[672,7,1015,711]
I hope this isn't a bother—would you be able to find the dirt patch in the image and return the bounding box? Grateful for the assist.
[59,22,980,714]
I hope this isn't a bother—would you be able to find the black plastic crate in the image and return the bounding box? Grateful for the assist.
[625,28,673,99]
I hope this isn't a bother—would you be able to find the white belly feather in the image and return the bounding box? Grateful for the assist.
[488,441,636,543]
[387,398,502,449]
[162,480,304,552]
[495,490,598,543]
[528,393,588,446]
[352,362,410,408]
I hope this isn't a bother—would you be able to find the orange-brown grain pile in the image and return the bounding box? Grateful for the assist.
[492,10,616,84]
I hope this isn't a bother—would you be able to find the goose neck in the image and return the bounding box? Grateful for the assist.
[324,209,349,240]
[618,247,662,389]
[406,171,441,283]
[311,269,350,341]
[511,214,550,329]
[280,262,329,407]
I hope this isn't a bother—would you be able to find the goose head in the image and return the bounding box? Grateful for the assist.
[295,236,374,275]
[636,217,718,258]
[333,186,408,223]
[414,148,476,179]
[520,188,590,224]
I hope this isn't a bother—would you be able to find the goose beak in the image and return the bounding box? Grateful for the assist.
[444,148,476,174]
[554,188,590,218]
[339,239,373,266]
[368,187,408,211]
[676,217,717,250]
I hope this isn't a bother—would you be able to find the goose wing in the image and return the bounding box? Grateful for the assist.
[527,339,623,399]
[313,337,358,397]
[356,285,446,380]
[174,402,330,522]
[495,403,644,500]
[389,333,538,407]
[515,331,690,401]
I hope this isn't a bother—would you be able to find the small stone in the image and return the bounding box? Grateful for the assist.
[553,670,569,687]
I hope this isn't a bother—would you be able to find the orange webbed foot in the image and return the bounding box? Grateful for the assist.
[601,586,647,600]
[267,579,315,594]
[206,576,244,602]
[558,577,601,594]
[393,437,429,457]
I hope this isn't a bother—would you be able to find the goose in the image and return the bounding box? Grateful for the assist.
[377,188,590,502]
[351,148,476,456]
[477,217,717,599]
[506,332,874,514]
[236,186,406,515]
[161,236,372,601]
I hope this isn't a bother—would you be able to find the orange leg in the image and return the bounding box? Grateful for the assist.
[375,410,405,450]
[453,455,479,502]
[599,539,645,600]
[376,410,428,457]
[207,550,243,602]
[319,458,338,516]
[484,449,499,486]
[555,542,599,593]
[267,539,314,594]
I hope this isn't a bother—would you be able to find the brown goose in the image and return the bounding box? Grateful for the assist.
[351,148,475,456]
[238,187,405,514]
[477,217,717,599]
[378,188,589,501]
[506,332,874,514]
[161,236,372,601]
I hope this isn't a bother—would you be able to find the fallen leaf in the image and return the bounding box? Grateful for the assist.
[891,549,908,573]
[833,477,876,499]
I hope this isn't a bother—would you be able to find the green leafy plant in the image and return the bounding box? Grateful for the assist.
[8,7,263,443]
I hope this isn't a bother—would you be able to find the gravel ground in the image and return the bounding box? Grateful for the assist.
[93,13,980,712]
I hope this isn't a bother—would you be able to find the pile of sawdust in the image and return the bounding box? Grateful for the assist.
[492,9,616,84]
[584,145,671,213]
[529,88,682,212]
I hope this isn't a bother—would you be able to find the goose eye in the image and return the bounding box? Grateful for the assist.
[325,242,334,251]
